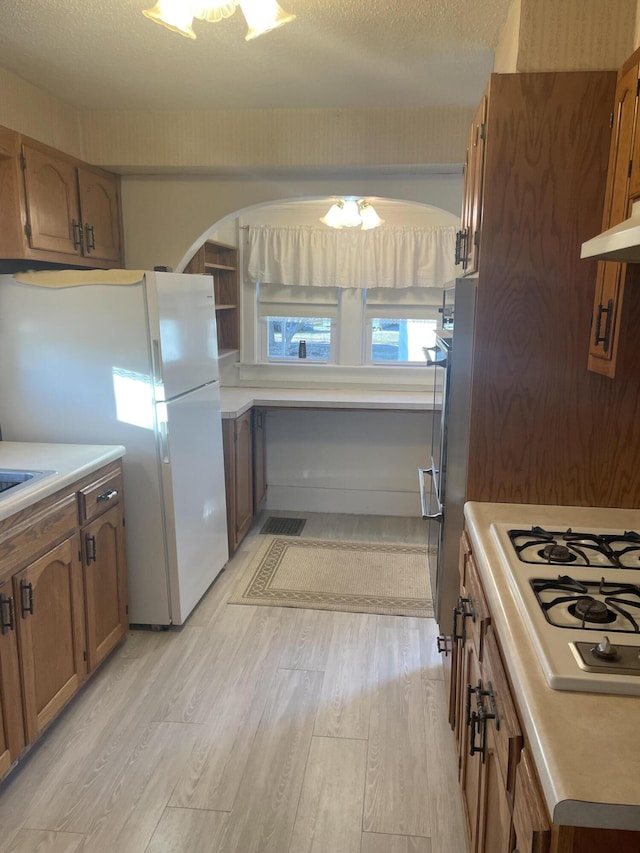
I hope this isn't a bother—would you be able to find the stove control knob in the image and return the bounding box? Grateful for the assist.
[592,635,619,661]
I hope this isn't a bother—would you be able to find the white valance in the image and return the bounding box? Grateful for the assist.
[246,225,458,289]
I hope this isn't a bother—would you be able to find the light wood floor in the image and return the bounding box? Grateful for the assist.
[0,512,467,853]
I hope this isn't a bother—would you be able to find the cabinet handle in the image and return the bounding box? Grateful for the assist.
[97,488,118,502]
[467,679,499,763]
[455,229,464,265]
[0,593,15,634]
[594,298,613,352]
[85,223,96,252]
[72,219,83,251]
[436,634,452,656]
[20,581,33,618]
[85,534,97,565]
[452,595,475,643]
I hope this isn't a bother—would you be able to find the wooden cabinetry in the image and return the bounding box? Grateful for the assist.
[79,466,128,672]
[0,577,24,777]
[587,56,640,377]
[450,532,547,853]
[0,459,128,782]
[0,125,123,268]
[457,93,488,275]
[455,71,640,510]
[185,240,239,354]
[222,408,268,554]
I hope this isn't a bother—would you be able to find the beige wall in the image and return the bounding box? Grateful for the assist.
[0,67,82,157]
[494,0,521,73]
[121,173,463,271]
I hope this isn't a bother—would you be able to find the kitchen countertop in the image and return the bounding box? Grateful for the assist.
[219,386,438,419]
[464,501,640,831]
[0,442,126,522]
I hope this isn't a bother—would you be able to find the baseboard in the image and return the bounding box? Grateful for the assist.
[264,485,421,517]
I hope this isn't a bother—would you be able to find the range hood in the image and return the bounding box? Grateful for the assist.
[581,200,640,262]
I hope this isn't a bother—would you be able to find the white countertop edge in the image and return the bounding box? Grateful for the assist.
[463,500,640,832]
[219,387,439,419]
[0,443,126,521]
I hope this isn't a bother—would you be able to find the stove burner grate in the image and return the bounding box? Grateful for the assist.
[530,576,640,632]
[508,526,640,569]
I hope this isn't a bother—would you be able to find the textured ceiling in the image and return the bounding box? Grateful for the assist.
[0,0,513,111]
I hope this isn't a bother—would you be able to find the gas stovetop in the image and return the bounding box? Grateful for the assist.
[491,524,640,696]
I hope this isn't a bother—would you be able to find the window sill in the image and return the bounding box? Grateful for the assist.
[235,361,441,392]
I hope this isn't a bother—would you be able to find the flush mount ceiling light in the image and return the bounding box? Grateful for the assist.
[320,199,384,231]
[142,0,296,41]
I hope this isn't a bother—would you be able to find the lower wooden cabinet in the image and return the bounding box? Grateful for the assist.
[14,535,86,743]
[0,459,128,782]
[223,408,268,553]
[82,502,128,672]
[0,577,24,776]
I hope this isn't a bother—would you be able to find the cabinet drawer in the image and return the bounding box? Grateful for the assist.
[482,627,522,797]
[465,550,490,658]
[78,467,123,525]
[0,491,77,581]
[512,748,551,853]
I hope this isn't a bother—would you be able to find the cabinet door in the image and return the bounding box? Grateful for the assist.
[82,503,128,672]
[22,142,82,256]
[477,724,515,853]
[253,409,267,512]
[14,536,86,743]
[588,62,639,377]
[512,749,551,853]
[77,166,122,262]
[0,578,25,777]
[234,410,254,546]
[459,639,483,851]
[465,94,488,276]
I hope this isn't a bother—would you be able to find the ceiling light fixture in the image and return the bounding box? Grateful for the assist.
[142,0,296,41]
[320,199,384,231]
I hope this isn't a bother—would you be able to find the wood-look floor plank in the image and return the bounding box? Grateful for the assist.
[407,616,444,681]
[4,830,84,853]
[313,612,376,740]
[361,833,432,853]
[71,721,201,852]
[145,807,228,852]
[24,628,204,833]
[216,668,324,853]
[423,679,467,853]
[279,607,336,671]
[287,736,367,853]
[364,619,430,837]
[169,606,295,810]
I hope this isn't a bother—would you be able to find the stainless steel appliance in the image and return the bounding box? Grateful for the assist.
[491,523,640,695]
[0,270,229,626]
[421,277,477,627]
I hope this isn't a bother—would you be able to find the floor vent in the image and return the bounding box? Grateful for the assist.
[260,517,307,536]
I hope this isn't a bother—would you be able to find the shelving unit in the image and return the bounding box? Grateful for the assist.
[184,239,239,354]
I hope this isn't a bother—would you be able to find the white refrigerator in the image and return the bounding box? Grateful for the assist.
[0,270,229,626]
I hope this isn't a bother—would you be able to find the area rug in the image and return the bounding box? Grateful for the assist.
[229,536,433,618]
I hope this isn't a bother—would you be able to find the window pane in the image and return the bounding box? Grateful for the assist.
[370,318,437,363]
[266,316,332,361]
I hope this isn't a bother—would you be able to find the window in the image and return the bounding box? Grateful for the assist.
[368,317,437,364]
[258,283,338,363]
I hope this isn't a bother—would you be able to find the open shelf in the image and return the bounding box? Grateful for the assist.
[184,239,239,352]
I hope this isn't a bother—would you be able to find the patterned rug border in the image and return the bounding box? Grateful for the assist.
[229,536,434,618]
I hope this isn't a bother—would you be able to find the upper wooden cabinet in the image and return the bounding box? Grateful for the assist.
[588,56,640,377]
[456,92,488,275]
[0,125,123,268]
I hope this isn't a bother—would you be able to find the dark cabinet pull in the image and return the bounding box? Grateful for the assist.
[452,595,475,643]
[97,488,118,502]
[436,634,451,656]
[454,228,470,267]
[0,593,15,634]
[85,223,96,252]
[467,680,499,763]
[72,219,83,250]
[20,581,34,618]
[85,534,97,565]
[594,298,614,352]
[455,229,463,265]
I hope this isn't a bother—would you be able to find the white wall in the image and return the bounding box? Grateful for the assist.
[264,409,432,517]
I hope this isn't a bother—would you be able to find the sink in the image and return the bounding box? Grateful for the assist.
[0,468,57,497]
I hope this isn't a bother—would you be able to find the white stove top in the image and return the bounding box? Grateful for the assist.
[490,523,640,696]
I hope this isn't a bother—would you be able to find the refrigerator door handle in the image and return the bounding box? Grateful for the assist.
[152,339,164,386]
[159,420,170,463]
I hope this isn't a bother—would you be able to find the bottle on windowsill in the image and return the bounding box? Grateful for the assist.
[298,340,307,358]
